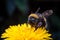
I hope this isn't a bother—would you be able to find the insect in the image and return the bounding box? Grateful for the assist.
[28,8,53,29]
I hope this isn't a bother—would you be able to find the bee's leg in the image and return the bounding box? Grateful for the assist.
[37,22,42,27]
[45,21,50,31]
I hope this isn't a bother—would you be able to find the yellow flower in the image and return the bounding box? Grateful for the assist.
[1,23,52,40]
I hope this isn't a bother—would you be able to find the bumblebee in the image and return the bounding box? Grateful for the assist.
[28,8,53,29]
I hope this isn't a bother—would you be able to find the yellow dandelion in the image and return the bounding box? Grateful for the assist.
[1,23,52,40]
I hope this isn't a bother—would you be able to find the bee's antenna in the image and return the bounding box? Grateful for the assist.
[35,7,40,13]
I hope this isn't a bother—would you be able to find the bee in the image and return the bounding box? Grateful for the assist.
[28,8,53,29]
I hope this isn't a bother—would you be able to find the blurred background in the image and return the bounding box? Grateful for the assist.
[0,0,60,40]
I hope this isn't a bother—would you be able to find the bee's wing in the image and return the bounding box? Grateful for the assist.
[42,10,53,17]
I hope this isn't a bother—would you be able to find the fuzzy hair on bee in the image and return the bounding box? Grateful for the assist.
[28,8,53,29]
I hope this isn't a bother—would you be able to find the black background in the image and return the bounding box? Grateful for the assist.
[0,0,60,40]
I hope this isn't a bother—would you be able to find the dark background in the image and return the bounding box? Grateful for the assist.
[0,0,60,40]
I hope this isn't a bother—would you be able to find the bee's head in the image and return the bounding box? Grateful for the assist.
[28,13,39,27]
